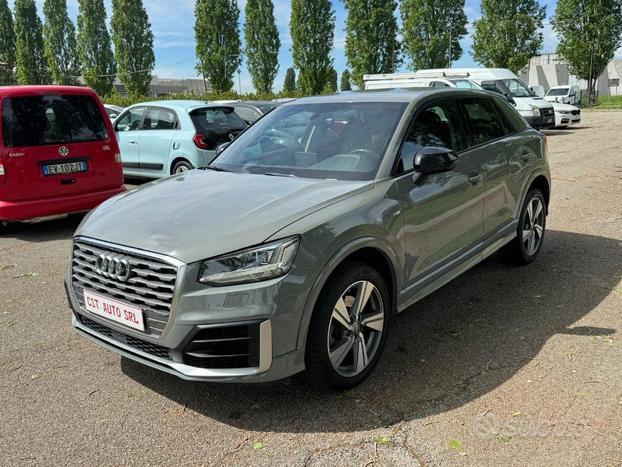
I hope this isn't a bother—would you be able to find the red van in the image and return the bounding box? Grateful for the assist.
[0,86,125,225]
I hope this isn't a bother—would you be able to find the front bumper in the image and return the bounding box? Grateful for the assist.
[524,113,555,130]
[66,238,308,382]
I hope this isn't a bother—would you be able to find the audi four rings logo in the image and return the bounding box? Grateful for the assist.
[95,254,132,282]
[59,146,70,157]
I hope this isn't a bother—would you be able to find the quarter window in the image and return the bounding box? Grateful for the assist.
[115,107,144,132]
[462,98,505,146]
[143,107,178,130]
[396,100,465,174]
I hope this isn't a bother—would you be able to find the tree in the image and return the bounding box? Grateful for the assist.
[553,0,622,104]
[195,0,241,92]
[43,0,80,85]
[401,0,467,70]
[290,0,335,94]
[345,0,400,87]
[340,69,352,91]
[0,0,16,84]
[472,0,546,73]
[244,0,280,93]
[111,0,155,98]
[14,0,49,84]
[283,67,296,93]
[324,66,338,92]
[77,0,116,96]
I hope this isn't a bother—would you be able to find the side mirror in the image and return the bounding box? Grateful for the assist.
[216,141,231,155]
[506,94,516,106]
[414,146,458,175]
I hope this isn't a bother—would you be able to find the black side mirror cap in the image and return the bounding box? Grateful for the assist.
[414,146,458,175]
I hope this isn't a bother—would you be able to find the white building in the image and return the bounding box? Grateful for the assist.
[520,53,622,97]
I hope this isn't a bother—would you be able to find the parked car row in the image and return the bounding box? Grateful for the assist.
[364,68,582,130]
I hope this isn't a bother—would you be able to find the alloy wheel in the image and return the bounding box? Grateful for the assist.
[523,197,545,256]
[175,165,189,174]
[327,280,384,377]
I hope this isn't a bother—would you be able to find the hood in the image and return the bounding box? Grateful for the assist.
[521,96,553,109]
[77,170,371,263]
[551,102,578,111]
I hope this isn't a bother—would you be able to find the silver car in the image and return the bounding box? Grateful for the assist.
[66,89,551,390]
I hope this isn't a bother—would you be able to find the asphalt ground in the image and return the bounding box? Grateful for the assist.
[1,112,621,465]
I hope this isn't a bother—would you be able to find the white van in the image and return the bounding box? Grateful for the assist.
[365,68,556,130]
[545,85,581,105]
[363,73,482,90]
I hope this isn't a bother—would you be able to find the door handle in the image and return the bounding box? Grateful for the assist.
[468,171,482,185]
[128,140,137,145]
[521,151,531,162]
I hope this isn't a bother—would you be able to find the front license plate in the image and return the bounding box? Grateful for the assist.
[83,289,145,332]
[43,161,88,176]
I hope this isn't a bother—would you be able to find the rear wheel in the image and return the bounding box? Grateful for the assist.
[303,263,389,390]
[172,160,193,174]
[500,189,546,265]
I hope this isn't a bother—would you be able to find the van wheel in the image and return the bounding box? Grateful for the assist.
[172,160,193,174]
[303,262,389,391]
[500,189,546,265]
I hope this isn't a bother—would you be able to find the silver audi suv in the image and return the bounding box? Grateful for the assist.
[66,89,550,390]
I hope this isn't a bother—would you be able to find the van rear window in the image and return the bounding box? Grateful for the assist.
[2,94,109,148]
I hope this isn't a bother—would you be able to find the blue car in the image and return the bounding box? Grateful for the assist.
[113,100,247,178]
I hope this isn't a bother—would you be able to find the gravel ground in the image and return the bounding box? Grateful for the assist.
[1,112,621,466]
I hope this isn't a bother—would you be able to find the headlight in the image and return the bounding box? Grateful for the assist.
[198,237,299,285]
[530,106,541,117]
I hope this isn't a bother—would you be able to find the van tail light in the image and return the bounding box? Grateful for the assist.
[193,133,211,150]
[0,163,5,183]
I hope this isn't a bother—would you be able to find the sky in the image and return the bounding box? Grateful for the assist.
[9,0,561,93]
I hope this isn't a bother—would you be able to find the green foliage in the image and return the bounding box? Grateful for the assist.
[14,0,49,84]
[77,0,116,96]
[345,0,400,87]
[195,0,241,92]
[472,0,546,73]
[43,0,80,85]
[593,95,622,109]
[290,0,335,94]
[324,67,338,92]
[401,0,467,70]
[111,0,155,98]
[0,0,16,84]
[553,0,622,89]
[244,0,280,93]
[283,67,296,93]
[340,69,352,91]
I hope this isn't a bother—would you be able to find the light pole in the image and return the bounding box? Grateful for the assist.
[237,68,242,95]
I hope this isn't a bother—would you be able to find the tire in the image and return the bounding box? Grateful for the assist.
[172,160,193,174]
[303,262,390,391]
[499,188,547,265]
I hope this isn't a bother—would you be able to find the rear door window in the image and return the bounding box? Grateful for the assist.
[143,107,179,130]
[2,94,108,147]
[462,98,505,146]
[115,107,145,132]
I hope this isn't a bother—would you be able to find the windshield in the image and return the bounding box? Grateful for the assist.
[2,94,108,147]
[210,102,407,181]
[501,79,535,98]
[450,79,482,89]
[547,87,569,96]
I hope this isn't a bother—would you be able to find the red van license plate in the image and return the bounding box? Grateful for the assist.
[43,161,88,176]
[83,289,145,332]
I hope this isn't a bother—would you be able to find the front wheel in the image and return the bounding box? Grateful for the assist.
[500,188,547,265]
[303,263,389,390]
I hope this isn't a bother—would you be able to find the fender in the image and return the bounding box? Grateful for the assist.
[294,236,402,351]
[516,167,551,219]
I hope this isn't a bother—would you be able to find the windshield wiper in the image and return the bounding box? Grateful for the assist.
[263,171,297,177]
[200,164,230,172]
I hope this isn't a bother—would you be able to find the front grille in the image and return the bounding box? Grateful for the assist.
[571,109,580,115]
[78,314,172,360]
[541,108,554,117]
[182,324,261,369]
[72,240,178,337]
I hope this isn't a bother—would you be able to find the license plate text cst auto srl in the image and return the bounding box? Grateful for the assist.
[83,289,145,332]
